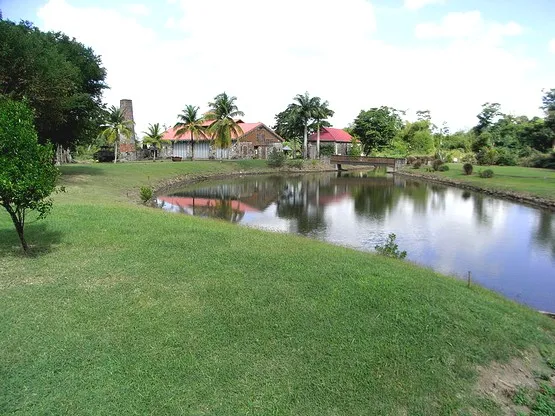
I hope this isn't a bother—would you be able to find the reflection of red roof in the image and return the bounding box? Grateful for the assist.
[158,196,260,212]
[318,193,350,205]
[163,121,262,142]
[308,127,352,143]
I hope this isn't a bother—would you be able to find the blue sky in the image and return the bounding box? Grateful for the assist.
[2,0,554,136]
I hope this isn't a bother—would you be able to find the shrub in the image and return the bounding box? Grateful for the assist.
[432,159,444,171]
[476,147,498,165]
[437,164,449,171]
[463,163,473,175]
[520,151,555,169]
[496,147,518,166]
[375,233,407,259]
[412,161,422,169]
[461,153,477,164]
[139,186,153,203]
[286,159,304,169]
[319,145,335,157]
[479,169,494,178]
[267,148,286,168]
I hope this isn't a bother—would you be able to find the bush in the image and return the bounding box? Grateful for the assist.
[267,148,286,168]
[139,186,153,203]
[412,161,422,169]
[461,153,477,164]
[476,147,498,165]
[319,145,335,157]
[520,151,555,169]
[437,164,449,171]
[286,159,304,169]
[375,233,407,259]
[432,159,444,171]
[479,169,494,178]
[463,163,473,175]
[496,147,518,166]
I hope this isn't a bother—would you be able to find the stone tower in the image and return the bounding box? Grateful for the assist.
[120,98,136,144]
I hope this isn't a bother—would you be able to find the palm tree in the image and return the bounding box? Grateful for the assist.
[291,92,318,159]
[99,106,134,163]
[312,98,334,158]
[205,92,244,155]
[174,105,207,160]
[142,123,166,161]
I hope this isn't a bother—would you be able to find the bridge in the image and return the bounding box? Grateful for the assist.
[330,155,407,172]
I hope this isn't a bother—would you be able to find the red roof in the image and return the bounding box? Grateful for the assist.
[308,127,352,143]
[163,121,262,141]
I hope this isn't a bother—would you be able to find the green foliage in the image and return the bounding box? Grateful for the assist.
[142,123,168,160]
[347,138,362,156]
[432,159,444,171]
[319,144,335,157]
[375,233,407,259]
[205,92,245,150]
[99,106,134,163]
[463,163,474,175]
[286,159,304,169]
[0,99,60,252]
[0,20,107,149]
[139,186,153,203]
[462,153,477,164]
[397,119,435,155]
[479,169,494,178]
[266,148,286,168]
[437,164,449,171]
[496,147,518,166]
[174,105,207,160]
[352,106,404,155]
[476,147,498,165]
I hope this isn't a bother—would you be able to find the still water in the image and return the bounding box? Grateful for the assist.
[158,172,555,312]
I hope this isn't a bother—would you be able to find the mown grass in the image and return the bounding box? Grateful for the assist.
[409,164,555,202]
[1,161,555,415]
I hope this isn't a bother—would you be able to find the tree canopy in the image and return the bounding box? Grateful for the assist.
[0,99,60,253]
[351,107,404,155]
[0,19,107,149]
[205,93,244,150]
[174,105,207,160]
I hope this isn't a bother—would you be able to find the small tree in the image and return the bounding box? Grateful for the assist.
[99,106,134,163]
[0,99,60,253]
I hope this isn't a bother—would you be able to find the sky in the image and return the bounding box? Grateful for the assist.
[2,0,555,137]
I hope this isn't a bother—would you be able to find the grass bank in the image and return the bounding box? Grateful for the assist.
[1,161,555,415]
[400,164,555,210]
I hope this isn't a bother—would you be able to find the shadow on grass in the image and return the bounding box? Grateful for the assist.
[59,165,105,176]
[0,222,63,258]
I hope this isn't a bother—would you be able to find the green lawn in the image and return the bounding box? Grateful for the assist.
[407,164,555,203]
[1,161,554,415]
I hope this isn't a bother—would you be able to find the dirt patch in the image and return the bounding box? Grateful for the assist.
[474,350,555,415]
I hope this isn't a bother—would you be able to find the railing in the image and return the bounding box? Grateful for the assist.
[330,155,407,171]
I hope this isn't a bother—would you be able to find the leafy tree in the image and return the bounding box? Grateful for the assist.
[351,107,404,155]
[312,98,334,158]
[142,123,167,161]
[396,120,435,155]
[291,92,319,159]
[205,92,244,152]
[473,102,502,136]
[0,20,107,154]
[541,88,555,150]
[174,105,207,160]
[0,99,60,253]
[99,106,134,163]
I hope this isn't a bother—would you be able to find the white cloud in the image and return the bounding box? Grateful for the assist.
[35,0,548,138]
[549,39,555,54]
[127,4,150,16]
[415,11,522,45]
[404,0,445,10]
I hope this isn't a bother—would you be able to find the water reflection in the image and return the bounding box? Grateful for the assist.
[158,172,555,312]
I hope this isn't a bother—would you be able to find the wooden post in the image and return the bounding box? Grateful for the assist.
[467,271,471,288]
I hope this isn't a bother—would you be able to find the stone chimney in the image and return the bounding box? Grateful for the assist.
[120,98,136,144]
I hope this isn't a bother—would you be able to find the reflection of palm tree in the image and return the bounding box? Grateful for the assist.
[351,180,400,220]
[276,179,326,234]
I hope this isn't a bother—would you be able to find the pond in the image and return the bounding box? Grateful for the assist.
[157,172,555,312]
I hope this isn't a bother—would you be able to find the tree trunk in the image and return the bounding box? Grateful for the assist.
[303,123,308,159]
[191,131,195,160]
[316,122,321,159]
[4,205,28,253]
[114,141,118,163]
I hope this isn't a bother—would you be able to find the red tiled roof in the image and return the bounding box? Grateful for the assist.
[308,127,352,143]
[163,121,262,142]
